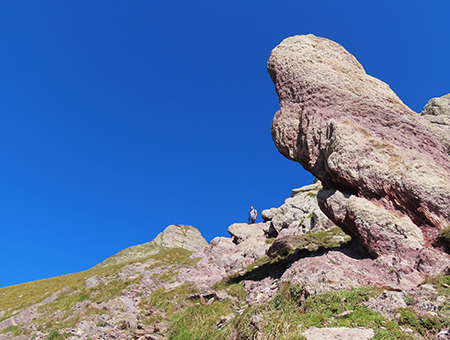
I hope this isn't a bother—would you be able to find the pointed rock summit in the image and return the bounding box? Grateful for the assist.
[95,224,208,268]
[268,34,450,275]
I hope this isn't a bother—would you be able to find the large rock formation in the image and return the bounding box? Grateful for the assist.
[268,34,450,275]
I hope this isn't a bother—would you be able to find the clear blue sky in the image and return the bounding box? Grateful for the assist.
[0,1,449,288]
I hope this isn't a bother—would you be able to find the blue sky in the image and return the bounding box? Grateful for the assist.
[0,1,449,288]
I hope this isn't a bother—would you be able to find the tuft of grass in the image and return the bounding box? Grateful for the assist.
[394,307,447,337]
[437,226,450,250]
[149,247,198,267]
[158,270,177,282]
[1,325,22,336]
[226,284,247,301]
[169,299,235,340]
[139,282,199,316]
[47,329,71,340]
[301,226,351,249]
[423,274,450,297]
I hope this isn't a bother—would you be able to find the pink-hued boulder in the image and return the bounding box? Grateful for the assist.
[268,34,450,274]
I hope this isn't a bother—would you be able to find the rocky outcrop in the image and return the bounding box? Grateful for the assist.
[268,34,450,275]
[421,93,450,135]
[261,180,332,237]
[1,215,450,340]
[152,224,208,252]
[94,224,208,268]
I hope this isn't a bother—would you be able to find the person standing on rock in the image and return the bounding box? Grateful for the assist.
[249,205,257,224]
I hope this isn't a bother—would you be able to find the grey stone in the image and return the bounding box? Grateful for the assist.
[302,327,375,340]
[262,181,331,236]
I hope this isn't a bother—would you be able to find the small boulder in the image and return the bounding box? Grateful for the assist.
[227,223,265,244]
[302,327,374,340]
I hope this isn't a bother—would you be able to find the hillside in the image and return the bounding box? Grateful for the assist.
[0,184,449,340]
[2,34,450,340]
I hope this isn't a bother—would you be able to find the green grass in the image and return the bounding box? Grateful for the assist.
[223,284,416,340]
[300,226,351,250]
[148,282,427,340]
[0,325,22,336]
[169,300,235,340]
[0,246,200,339]
[226,284,247,301]
[423,274,450,297]
[0,259,135,315]
[0,246,197,316]
[437,226,450,250]
[47,329,71,340]
[394,307,448,337]
[140,282,199,313]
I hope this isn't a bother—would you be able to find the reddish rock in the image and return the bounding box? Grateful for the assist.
[228,223,265,244]
[268,34,450,273]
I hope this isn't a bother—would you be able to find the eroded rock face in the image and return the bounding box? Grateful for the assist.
[261,181,332,236]
[268,34,450,273]
[421,93,450,135]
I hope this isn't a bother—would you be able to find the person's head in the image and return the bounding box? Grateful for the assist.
[250,205,254,210]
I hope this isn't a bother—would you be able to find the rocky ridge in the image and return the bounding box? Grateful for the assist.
[0,183,449,339]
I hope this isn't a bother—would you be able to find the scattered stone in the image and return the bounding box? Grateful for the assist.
[302,327,375,340]
[365,291,407,319]
[333,310,353,318]
[84,275,102,288]
[216,313,235,329]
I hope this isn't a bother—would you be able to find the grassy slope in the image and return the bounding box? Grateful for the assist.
[1,229,450,340]
[0,240,163,313]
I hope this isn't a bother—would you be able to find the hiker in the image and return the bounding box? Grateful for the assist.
[248,205,257,224]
